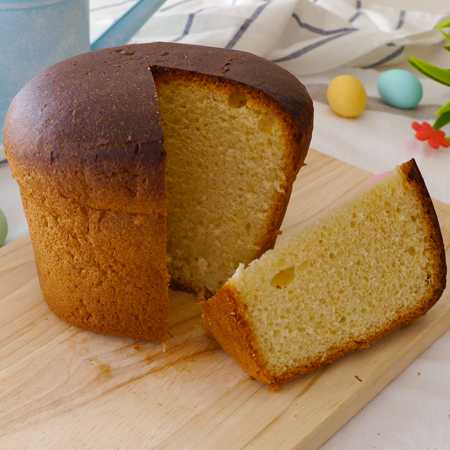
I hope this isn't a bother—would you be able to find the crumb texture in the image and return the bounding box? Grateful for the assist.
[218,162,446,380]
[156,72,296,293]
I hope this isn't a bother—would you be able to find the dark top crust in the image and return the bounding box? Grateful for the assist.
[4,43,313,211]
[4,46,165,213]
[146,42,313,121]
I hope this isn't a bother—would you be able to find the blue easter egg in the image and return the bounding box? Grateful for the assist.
[377,69,423,109]
[0,208,7,247]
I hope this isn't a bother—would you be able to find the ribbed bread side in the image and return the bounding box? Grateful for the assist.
[202,160,446,386]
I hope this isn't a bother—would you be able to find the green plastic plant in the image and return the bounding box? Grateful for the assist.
[409,18,450,148]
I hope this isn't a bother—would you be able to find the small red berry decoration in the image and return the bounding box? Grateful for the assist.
[411,121,449,150]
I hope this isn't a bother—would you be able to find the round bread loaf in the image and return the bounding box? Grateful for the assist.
[4,43,313,341]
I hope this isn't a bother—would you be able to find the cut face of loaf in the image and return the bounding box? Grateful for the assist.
[202,160,447,386]
[156,70,304,294]
[4,43,313,341]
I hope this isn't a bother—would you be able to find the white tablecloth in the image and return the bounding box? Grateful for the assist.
[0,1,449,448]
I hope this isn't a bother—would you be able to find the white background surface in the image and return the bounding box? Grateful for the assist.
[0,1,449,449]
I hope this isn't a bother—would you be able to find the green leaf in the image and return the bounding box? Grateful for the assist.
[440,30,450,42]
[437,101,450,117]
[434,103,450,130]
[437,18,450,41]
[409,57,450,86]
[436,18,450,31]
[433,111,450,129]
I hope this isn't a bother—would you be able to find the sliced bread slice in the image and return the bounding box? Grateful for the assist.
[202,160,446,386]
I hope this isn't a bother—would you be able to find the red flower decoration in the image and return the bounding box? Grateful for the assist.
[412,121,449,149]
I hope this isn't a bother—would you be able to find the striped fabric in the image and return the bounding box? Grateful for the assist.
[91,0,447,75]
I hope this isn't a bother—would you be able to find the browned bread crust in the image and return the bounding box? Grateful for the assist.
[26,193,169,341]
[399,160,447,304]
[5,43,313,340]
[202,285,274,384]
[202,160,447,387]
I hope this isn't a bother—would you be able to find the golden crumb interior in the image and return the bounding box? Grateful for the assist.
[228,168,440,375]
[155,73,292,293]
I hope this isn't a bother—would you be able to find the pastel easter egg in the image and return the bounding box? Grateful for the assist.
[377,69,423,109]
[0,208,7,247]
[327,75,367,118]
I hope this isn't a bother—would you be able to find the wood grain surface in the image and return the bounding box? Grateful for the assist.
[0,150,449,450]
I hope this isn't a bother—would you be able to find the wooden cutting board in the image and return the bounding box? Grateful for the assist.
[1,150,449,450]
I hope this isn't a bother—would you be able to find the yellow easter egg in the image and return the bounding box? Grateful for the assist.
[326,75,367,118]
